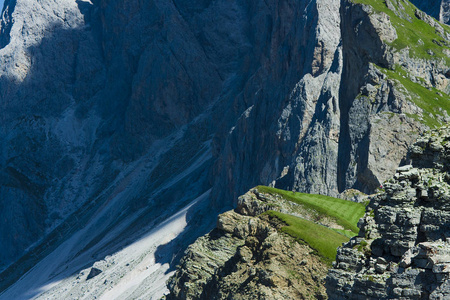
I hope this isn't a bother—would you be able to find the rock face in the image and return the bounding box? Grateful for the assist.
[213,0,450,206]
[166,189,328,300]
[0,0,449,297]
[410,0,450,24]
[326,126,450,299]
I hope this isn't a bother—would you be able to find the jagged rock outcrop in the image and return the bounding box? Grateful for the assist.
[327,126,450,299]
[166,189,328,300]
[337,0,450,194]
[209,0,344,203]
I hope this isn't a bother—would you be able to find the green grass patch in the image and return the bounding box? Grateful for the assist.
[256,186,366,233]
[333,229,359,238]
[353,0,450,65]
[265,211,349,264]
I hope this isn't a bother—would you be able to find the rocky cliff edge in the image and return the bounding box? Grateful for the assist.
[327,125,450,299]
[165,188,331,300]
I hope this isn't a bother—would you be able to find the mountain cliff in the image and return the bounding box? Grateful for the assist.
[167,124,450,300]
[166,186,368,300]
[410,0,450,25]
[0,0,449,298]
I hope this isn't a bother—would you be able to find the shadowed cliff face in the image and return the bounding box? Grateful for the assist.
[210,0,343,204]
[0,0,225,280]
[0,0,340,293]
[1,0,337,273]
[211,0,449,204]
[0,0,449,297]
[410,0,450,24]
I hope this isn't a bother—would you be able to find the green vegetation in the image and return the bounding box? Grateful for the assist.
[287,269,302,281]
[265,211,349,264]
[353,0,450,64]
[377,65,450,127]
[354,239,372,256]
[350,0,450,128]
[333,228,359,238]
[357,240,368,251]
[256,186,368,263]
[256,186,366,233]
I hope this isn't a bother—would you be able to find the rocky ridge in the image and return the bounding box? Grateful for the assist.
[166,189,329,300]
[327,126,450,299]
[336,0,450,194]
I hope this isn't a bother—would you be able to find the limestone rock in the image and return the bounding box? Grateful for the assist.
[369,11,398,43]
[339,189,369,203]
[166,189,328,300]
[326,126,450,299]
[1,0,449,297]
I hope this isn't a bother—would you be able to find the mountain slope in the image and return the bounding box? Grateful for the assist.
[166,187,365,300]
[0,0,449,298]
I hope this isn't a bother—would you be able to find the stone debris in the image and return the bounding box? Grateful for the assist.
[326,126,450,299]
[86,267,102,280]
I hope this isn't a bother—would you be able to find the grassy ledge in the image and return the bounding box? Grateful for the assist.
[264,211,350,265]
[353,0,450,65]
[256,186,366,233]
[376,64,450,128]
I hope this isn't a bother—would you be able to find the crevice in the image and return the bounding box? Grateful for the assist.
[337,0,389,193]
[337,1,362,193]
[415,211,427,245]
[0,0,17,50]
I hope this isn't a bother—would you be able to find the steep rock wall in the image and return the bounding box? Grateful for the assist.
[212,0,448,205]
[210,0,343,204]
[410,0,450,24]
[0,0,232,294]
